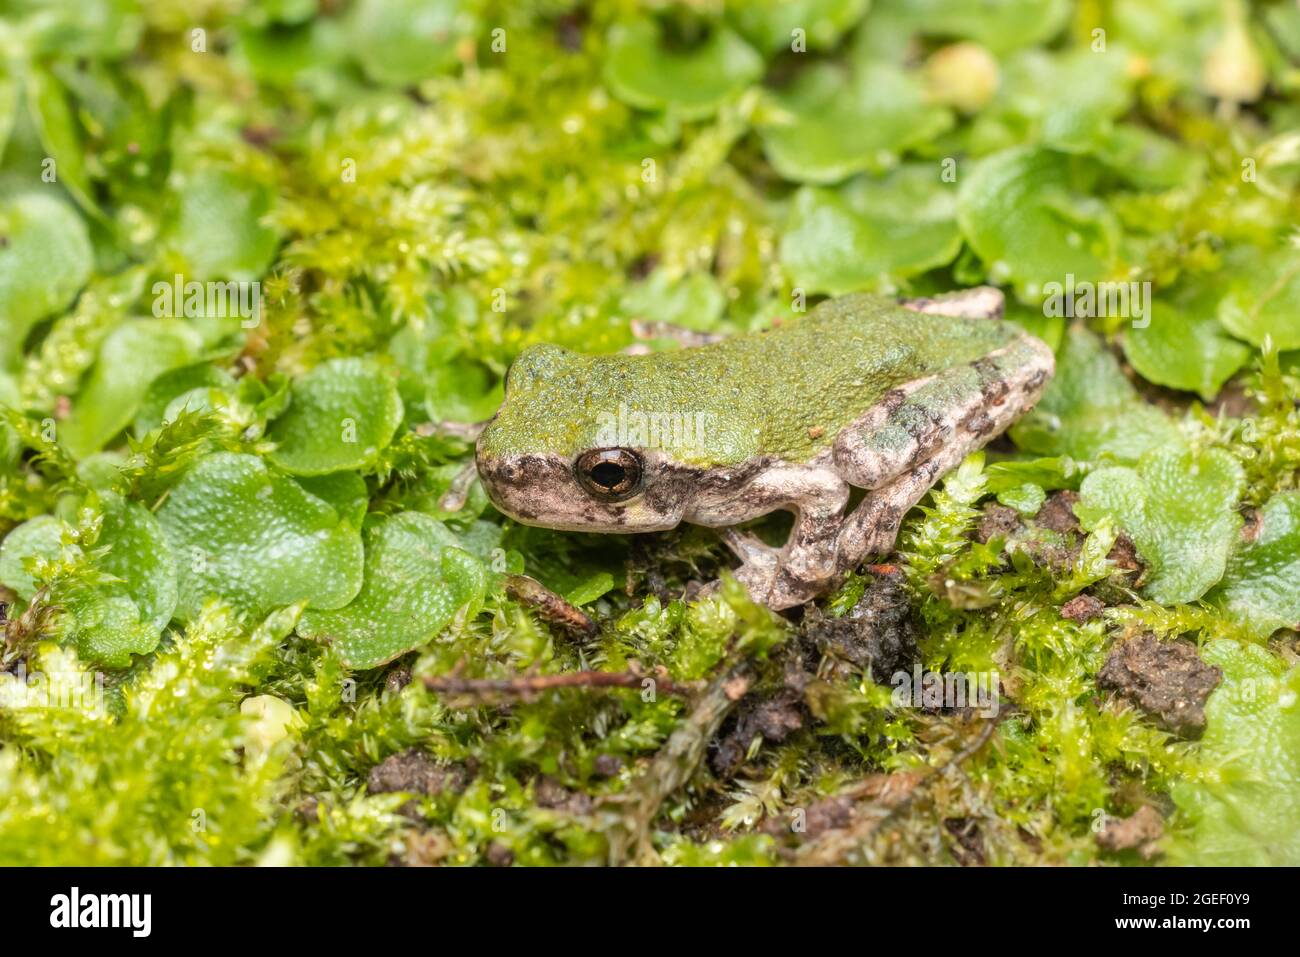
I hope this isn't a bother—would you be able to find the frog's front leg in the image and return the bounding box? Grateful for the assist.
[699,466,850,609]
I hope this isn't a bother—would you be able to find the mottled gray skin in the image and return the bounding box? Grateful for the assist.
[476,288,1054,610]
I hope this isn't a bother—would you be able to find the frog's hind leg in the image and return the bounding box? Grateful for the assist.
[901,286,1005,320]
[833,335,1054,571]
[832,333,1053,491]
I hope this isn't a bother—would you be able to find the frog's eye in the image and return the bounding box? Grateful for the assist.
[575,448,643,501]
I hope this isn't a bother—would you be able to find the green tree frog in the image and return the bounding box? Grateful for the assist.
[476,288,1053,609]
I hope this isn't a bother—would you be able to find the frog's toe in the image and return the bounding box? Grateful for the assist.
[719,528,779,569]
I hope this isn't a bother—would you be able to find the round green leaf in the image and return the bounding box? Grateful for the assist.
[1170,642,1300,865]
[0,516,63,599]
[1092,124,1205,190]
[986,48,1134,153]
[876,0,1070,54]
[239,19,345,86]
[1123,292,1252,400]
[620,271,726,332]
[348,0,476,87]
[168,167,280,280]
[1207,492,1300,640]
[296,471,370,528]
[133,363,237,436]
[730,0,870,53]
[759,62,953,184]
[1111,0,1226,91]
[64,592,161,668]
[781,167,961,294]
[1217,248,1300,350]
[97,493,178,635]
[424,359,503,424]
[957,147,1119,299]
[267,358,403,476]
[1011,326,1182,463]
[0,495,176,667]
[1076,446,1245,604]
[604,18,763,120]
[0,191,93,353]
[387,288,501,423]
[298,512,488,669]
[61,319,205,458]
[996,482,1046,516]
[0,371,20,467]
[157,452,365,622]
[26,68,98,216]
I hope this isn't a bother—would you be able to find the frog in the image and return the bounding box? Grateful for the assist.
[475,287,1054,610]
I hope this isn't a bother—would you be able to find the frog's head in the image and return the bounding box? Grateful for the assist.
[475,344,698,532]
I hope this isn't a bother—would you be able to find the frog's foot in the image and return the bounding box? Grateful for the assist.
[718,529,782,603]
[724,555,834,611]
[713,503,849,610]
[835,439,973,565]
[901,286,1004,320]
[720,528,778,569]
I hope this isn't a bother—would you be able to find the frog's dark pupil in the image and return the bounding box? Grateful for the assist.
[590,461,625,489]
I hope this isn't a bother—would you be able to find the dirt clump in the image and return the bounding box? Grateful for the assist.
[944,817,986,866]
[1098,634,1221,736]
[802,568,919,683]
[710,688,806,778]
[1096,805,1164,860]
[1107,532,1144,574]
[975,503,1024,544]
[367,749,475,797]
[533,775,595,815]
[1035,490,1081,536]
[1060,594,1105,622]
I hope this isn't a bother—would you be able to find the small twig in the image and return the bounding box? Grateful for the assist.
[797,716,1000,866]
[436,460,480,512]
[600,663,753,865]
[504,573,599,641]
[629,320,726,348]
[415,420,486,441]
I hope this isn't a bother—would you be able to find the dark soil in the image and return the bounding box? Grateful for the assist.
[533,775,595,815]
[1096,805,1164,859]
[1107,533,1144,574]
[1098,634,1222,737]
[1060,594,1106,622]
[710,688,806,778]
[1035,490,1082,536]
[802,568,919,683]
[975,503,1024,544]
[944,816,987,866]
[367,749,475,797]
